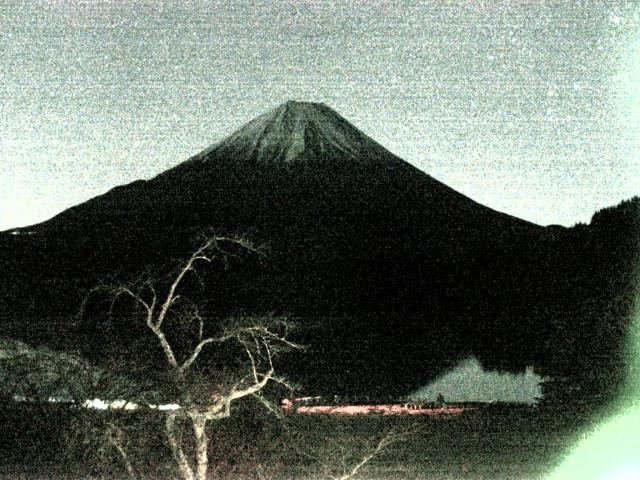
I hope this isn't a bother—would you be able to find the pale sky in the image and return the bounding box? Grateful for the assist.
[1,0,639,230]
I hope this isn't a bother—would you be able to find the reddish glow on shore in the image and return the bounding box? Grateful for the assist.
[282,400,473,416]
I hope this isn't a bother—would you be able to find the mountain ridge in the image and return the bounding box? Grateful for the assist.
[11,101,539,236]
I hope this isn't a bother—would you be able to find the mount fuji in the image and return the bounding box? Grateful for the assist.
[1,101,636,400]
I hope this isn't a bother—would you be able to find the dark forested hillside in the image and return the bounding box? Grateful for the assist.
[536,197,640,406]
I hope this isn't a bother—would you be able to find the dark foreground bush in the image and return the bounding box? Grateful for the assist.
[0,401,593,479]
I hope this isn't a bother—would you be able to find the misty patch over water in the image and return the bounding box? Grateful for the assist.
[409,357,545,404]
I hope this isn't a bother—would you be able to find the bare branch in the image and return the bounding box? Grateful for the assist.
[179,318,299,374]
[263,340,274,371]
[216,324,304,351]
[148,324,179,369]
[252,325,303,351]
[179,337,217,373]
[333,429,412,480]
[147,282,157,316]
[251,392,282,418]
[227,366,275,403]
[105,423,137,480]
[195,309,204,343]
[240,338,259,383]
[154,235,262,330]
[267,375,297,392]
[84,283,154,326]
[155,240,212,329]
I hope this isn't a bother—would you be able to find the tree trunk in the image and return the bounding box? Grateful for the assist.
[191,414,209,480]
[106,424,137,480]
[165,413,195,480]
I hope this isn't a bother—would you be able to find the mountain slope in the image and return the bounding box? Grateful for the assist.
[2,102,633,401]
[10,103,539,323]
[17,101,536,236]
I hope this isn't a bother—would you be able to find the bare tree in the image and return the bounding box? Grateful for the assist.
[82,234,301,480]
[328,430,410,480]
[104,422,138,480]
[284,421,413,480]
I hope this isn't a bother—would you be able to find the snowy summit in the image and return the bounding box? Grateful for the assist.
[195,100,395,165]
